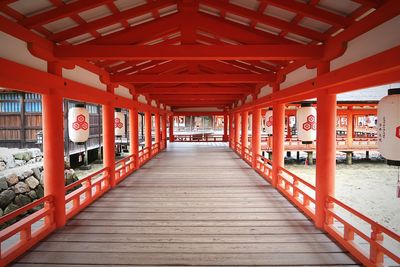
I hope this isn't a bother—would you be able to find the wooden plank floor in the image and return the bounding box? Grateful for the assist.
[14,142,359,266]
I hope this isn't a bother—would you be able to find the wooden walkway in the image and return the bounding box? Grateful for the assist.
[14,143,359,266]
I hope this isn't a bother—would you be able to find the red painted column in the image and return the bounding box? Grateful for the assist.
[347,108,353,147]
[223,112,228,142]
[315,62,336,229]
[103,84,116,187]
[229,113,233,147]
[155,112,160,147]
[272,84,285,188]
[241,111,249,157]
[129,106,139,169]
[235,112,241,147]
[43,62,66,228]
[145,110,152,152]
[252,108,262,168]
[162,114,167,149]
[169,115,174,142]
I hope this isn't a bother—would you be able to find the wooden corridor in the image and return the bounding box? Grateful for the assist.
[14,143,359,266]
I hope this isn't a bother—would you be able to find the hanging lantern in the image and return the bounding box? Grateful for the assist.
[265,108,273,136]
[68,103,89,144]
[114,109,125,137]
[296,103,317,144]
[378,89,400,166]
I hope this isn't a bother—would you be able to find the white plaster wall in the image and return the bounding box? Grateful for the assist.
[62,66,106,91]
[166,106,171,111]
[245,95,252,103]
[281,66,317,89]
[258,85,272,98]
[137,94,147,104]
[0,32,47,71]
[151,100,157,107]
[115,85,132,99]
[331,16,400,71]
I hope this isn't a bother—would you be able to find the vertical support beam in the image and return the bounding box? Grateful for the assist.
[252,108,261,168]
[145,110,152,151]
[223,112,228,142]
[155,112,160,146]
[347,108,353,147]
[43,62,66,228]
[129,106,139,169]
[162,114,167,149]
[235,112,241,146]
[315,62,336,229]
[241,111,248,156]
[103,84,116,187]
[169,115,174,142]
[272,84,285,188]
[228,112,233,147]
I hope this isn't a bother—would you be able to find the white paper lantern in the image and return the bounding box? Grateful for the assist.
[114,110,125,137]
[68,105,89,144]
[296,104,317,144]
[378,89,400,166]
[265,109,273,135]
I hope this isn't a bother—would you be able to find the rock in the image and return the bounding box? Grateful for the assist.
[0,176,8,190]
[14,159,25,167]
[14,194,31,207]
[28,190,37,200]
[0,208,3,217]
[13,151,32,161]
[0,161,5,171]
[4,203,19,215]
[30,148,42,158]
[39,172,44,186]
[35,185,44,198]
[22,170,34,178]
[0,190,15,209]
[32,167,41,180]
[14,182,30,194]
[6,173,19,186]
[65,169,77,185]
[25,176,39,189]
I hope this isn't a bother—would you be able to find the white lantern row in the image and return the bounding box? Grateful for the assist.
[296,103,317,144]
[378,89,400,166]
[265,109,273,136]
[114,109,125,137]
[68,104,89,144]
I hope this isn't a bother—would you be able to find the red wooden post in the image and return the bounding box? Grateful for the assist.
[347,107,353,147]
[129,107,139,169]
[169,115,174,142]
[241,111,248,157]
[315,62,336,229]
[43,62,66,228]
[235,112,241,147]
[145,110,152,153]
[223,112,228,142]
[162,114,167,149]
[155,112,160,146]
[252,108,261,168]
[229,113,233,147]
[272,84,285,188]
[103,84,116,187]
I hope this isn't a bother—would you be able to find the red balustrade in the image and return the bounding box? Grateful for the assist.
[115,154,135,183]
[254,154,272,182]
[0,196,55,266]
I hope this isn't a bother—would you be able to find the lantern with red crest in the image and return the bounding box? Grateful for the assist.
[296,103,317,144]
[68,103,89,144]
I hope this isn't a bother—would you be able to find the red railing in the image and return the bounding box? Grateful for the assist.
[232,144,399,267]
[277,167,316,221]
[151,142,160,155]
[0,196,55,266]
[243,147,252,165]
[115,154,135,183]
[235,142,242,155]
[174,134,224,142]
[65,168,110,220]
[138,147,150,166]
[254,154,272,182]
[325,196,400,267]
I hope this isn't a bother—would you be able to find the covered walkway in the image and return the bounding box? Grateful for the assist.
[14,143,357,266]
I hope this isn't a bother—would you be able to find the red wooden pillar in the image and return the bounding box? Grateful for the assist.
[235,112,241,147]
[272,84,285,188]
[223,112,228,142]
[129,107,139,169]
[241,111,248,156]
[315,62,336,229]
[347,107,353,147]
[169,115,174,142]
[229,113,233,147]
[286,115,292,139]
[145,110,152,151]
[162,114,167,149]
[252,108,261,168]
[103,84,116,187]
[155,112,160,146]
[43,62,66,228]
